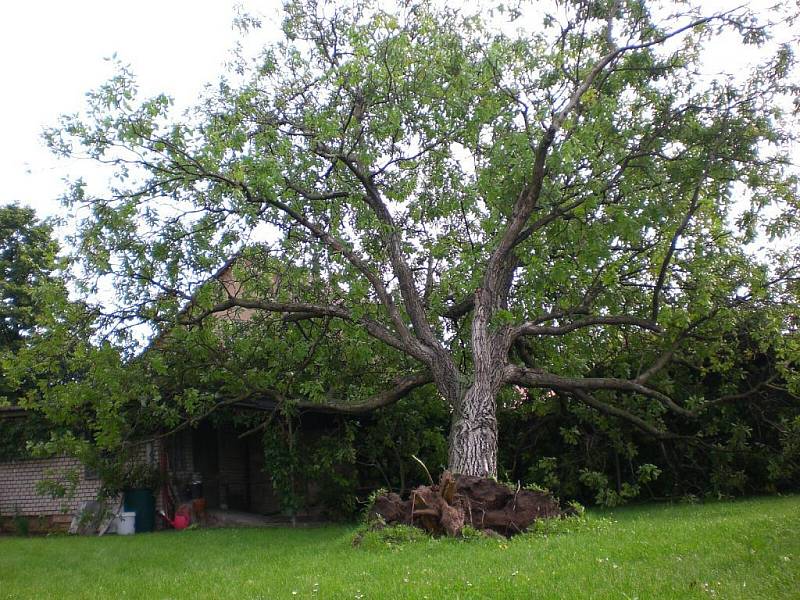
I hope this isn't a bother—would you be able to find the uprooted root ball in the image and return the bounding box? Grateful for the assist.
[367,471,562,537]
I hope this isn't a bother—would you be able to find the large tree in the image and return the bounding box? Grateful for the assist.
[47,0,799,477]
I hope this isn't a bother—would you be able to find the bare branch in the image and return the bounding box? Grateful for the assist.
[441,296,475,320]
[251,187,429,359]
[180,297,348,325]
[283,180,350,201]
[124,128,422,358]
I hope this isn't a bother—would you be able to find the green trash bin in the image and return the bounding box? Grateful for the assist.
[123,488,156,533]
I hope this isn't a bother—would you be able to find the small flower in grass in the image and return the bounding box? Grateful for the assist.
[700,582,717,597]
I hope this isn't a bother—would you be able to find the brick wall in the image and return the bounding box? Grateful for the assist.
[0,442,162,520]
[0,455,102,517]
[166,428,195,483]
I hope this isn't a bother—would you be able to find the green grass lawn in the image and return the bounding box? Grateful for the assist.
[1,496,798,599]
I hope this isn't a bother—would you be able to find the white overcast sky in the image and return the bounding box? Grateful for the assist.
[1,0,796,225]
[0,0,276,219]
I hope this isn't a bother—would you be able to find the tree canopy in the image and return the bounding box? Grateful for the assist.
[0,205,62,352]
[0,205,63,458]
[0,204,163,463]
[43,0,799,477]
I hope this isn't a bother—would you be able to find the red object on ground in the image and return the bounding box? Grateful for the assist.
[171,514,190,530]
[158,510,190,530]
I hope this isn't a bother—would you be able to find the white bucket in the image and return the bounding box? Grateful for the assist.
[117,511,136,535]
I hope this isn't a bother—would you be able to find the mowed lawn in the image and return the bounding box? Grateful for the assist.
[1,496,798,599]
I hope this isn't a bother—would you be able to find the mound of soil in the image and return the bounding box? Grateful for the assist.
[368,471,562,537]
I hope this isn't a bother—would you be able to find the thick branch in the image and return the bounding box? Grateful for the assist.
[131,372,433,447]
[151,147,420,357]
[295,371,434,414]
[512,196,589,249]
[442,300,593,323]
[528,306,593,325]
[316,146,440,350]
[568,389,678,439]
[254,187,422,354]
[514,315,661,339]
[181,298,349,325]
[485,13,721,304]
[505,365,694,417]
[181,297,427,361]
[441,296,475,320]
[283,180,350,201]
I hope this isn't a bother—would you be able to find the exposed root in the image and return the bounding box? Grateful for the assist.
[367,471,562,537]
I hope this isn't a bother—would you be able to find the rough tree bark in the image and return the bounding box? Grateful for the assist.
[443,287,509,478]
[448,384,499,479]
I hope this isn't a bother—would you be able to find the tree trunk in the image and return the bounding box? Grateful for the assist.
[447,383,498,478]
[438,287,506,478]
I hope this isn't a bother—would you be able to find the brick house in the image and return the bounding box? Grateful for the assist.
[0,404,163,532]
[0,402,107,531]
[0,409,329,533]
[0,255,325,532]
